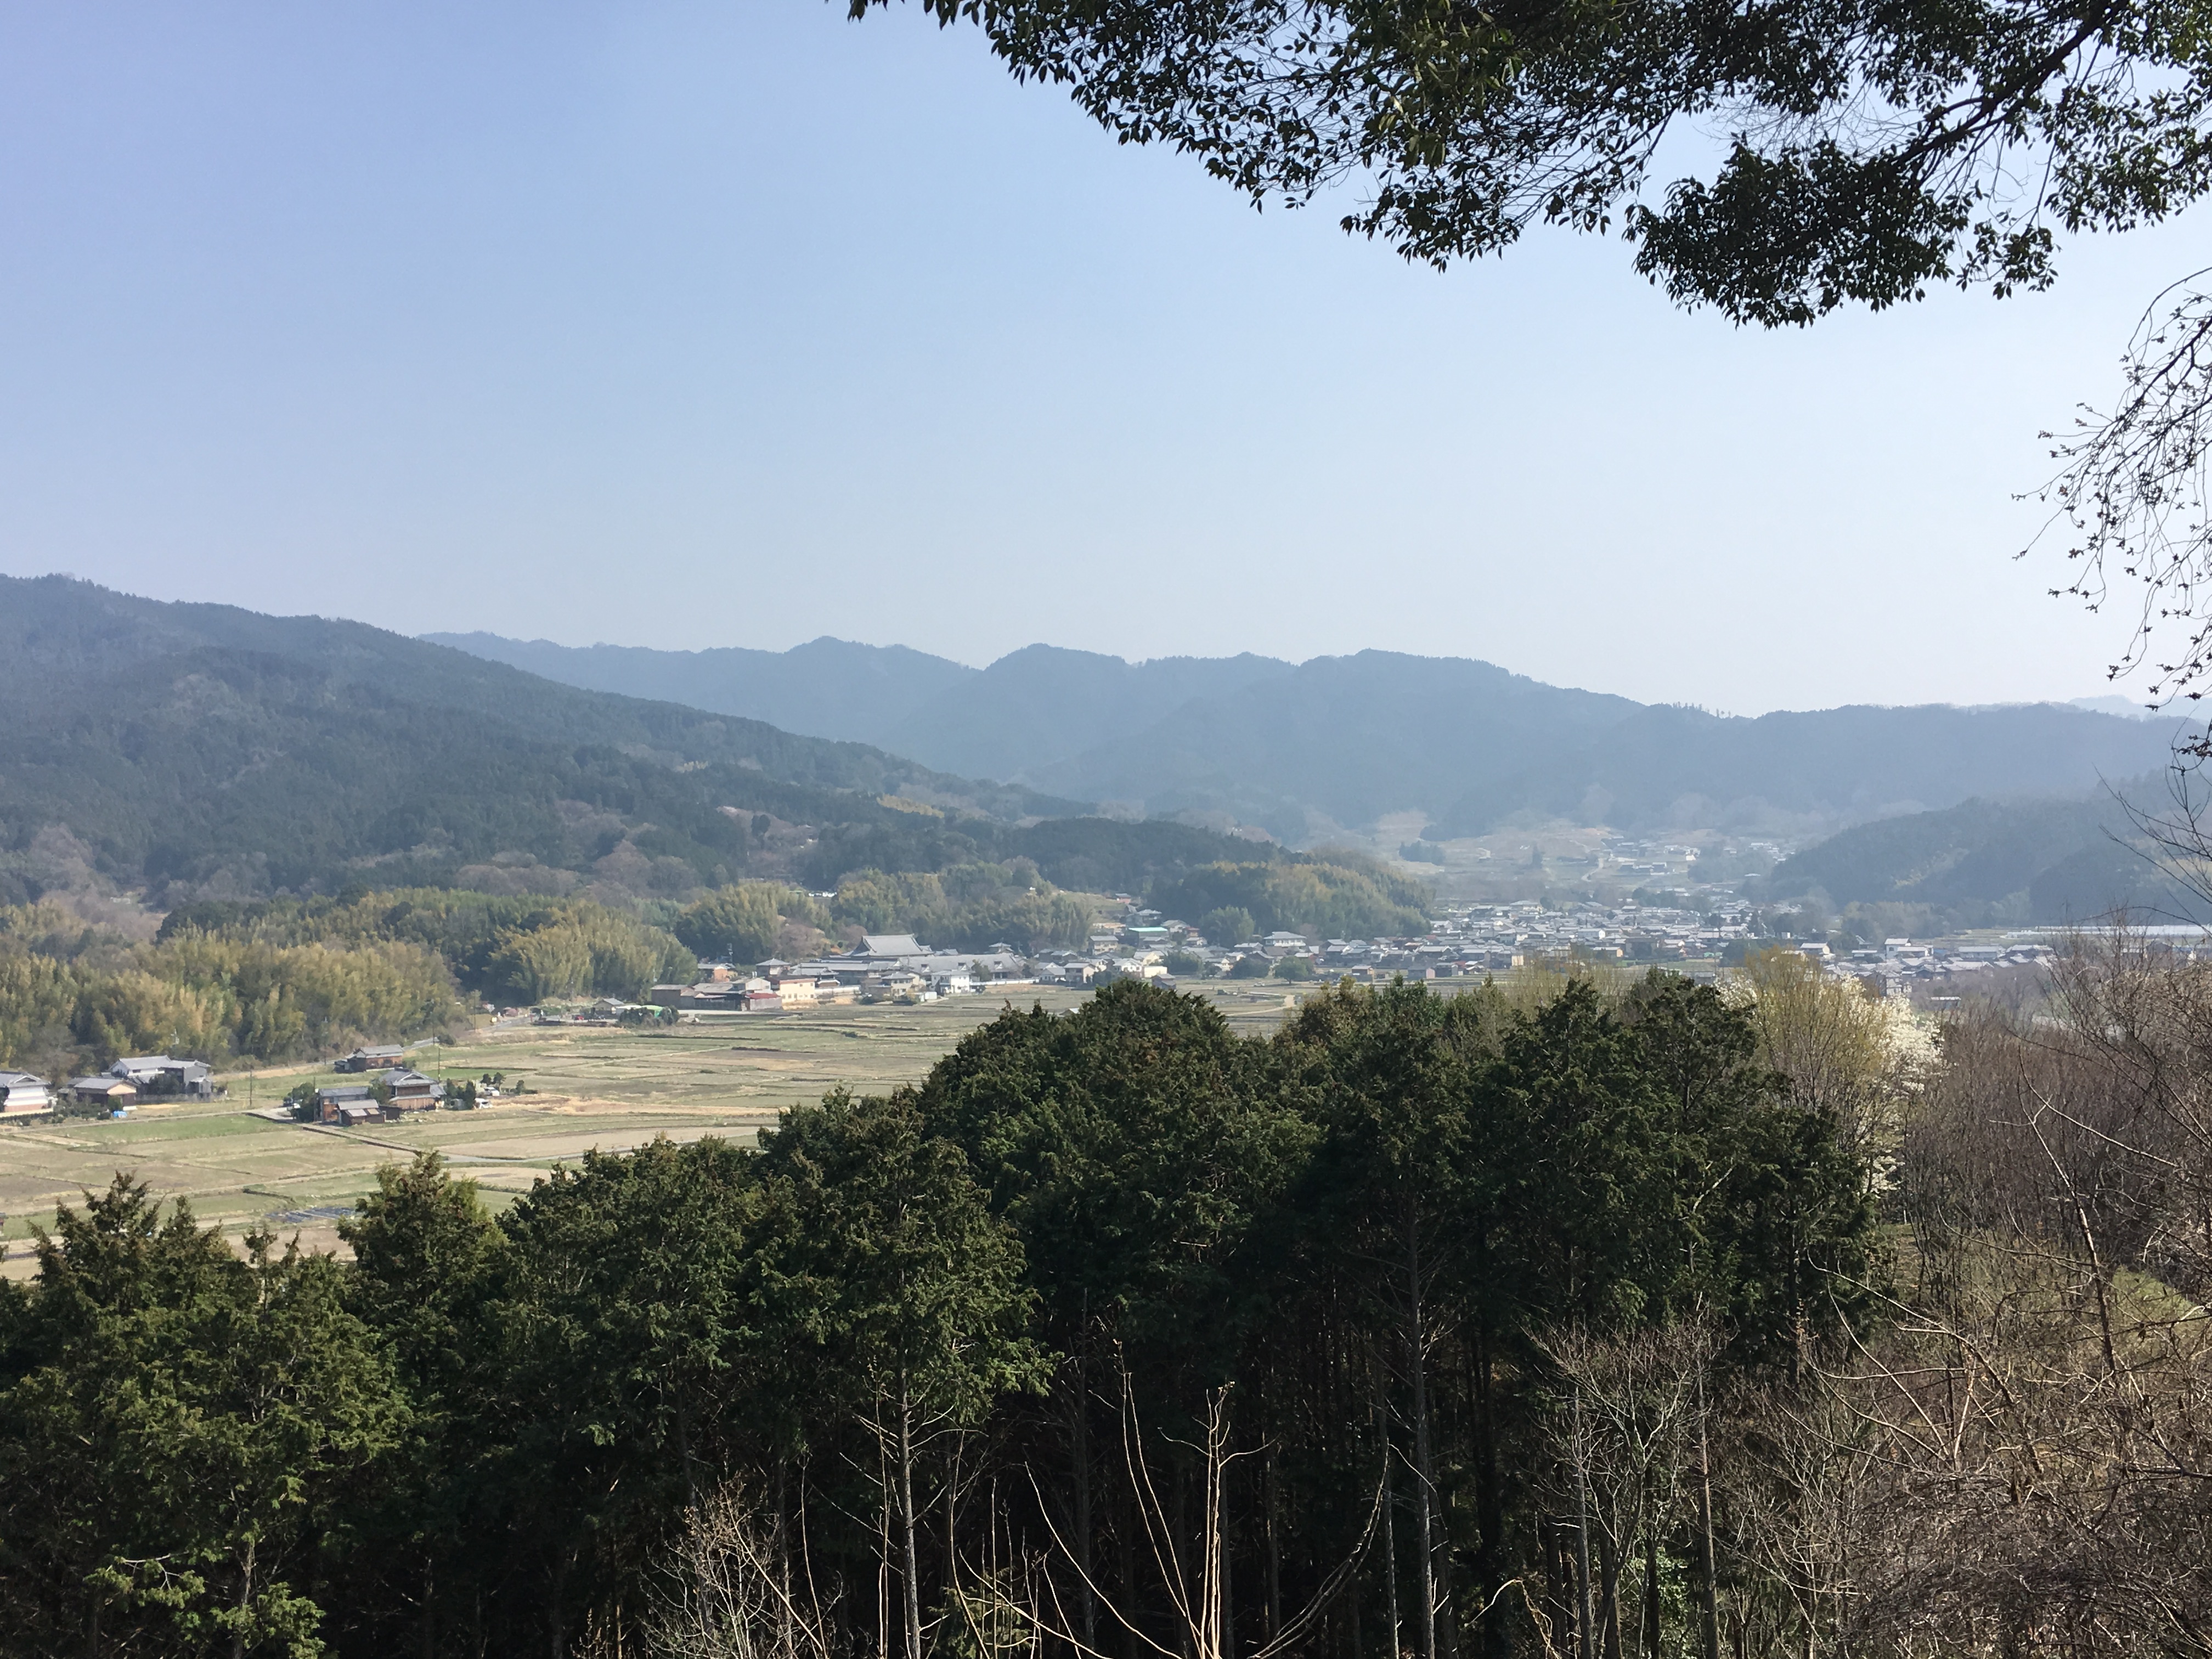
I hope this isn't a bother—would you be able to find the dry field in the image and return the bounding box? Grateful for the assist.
[0,982,1314,1273]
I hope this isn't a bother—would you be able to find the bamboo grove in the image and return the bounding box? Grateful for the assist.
[4,948,2209,1659]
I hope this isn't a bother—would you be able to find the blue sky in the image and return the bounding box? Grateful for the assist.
[1,0,2200,713]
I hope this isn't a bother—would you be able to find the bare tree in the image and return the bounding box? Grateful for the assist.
[2032,272,2212,724]
[1538,1323,1712,1659]
[1032,1367,1383,1659]
[1748,961,2212,1656]
[642,1481,836,1659]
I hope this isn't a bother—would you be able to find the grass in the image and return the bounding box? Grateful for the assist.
[0,980,1326,1274]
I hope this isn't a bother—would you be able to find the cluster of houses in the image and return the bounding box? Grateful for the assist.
[620,910,1679,1008]
[1049,899,2074,994]
[1813,935,2057,994]
[1421,901,1751,968]
[1056,909,1488,984]
[294,1043,464,1124]
[644,933,1034,1015]
[0,1045,456,1129]
[0,1054,217,1121]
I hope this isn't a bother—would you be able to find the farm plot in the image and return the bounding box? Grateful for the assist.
[1,984,1316,1271]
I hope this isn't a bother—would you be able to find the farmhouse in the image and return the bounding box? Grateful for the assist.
[314,1084,379,1125]
[69,1075,137,1107]
[863,970,927,999]
[0,1071,54,1116]
[379,1068,441,1110]
[109,1055,215,1099]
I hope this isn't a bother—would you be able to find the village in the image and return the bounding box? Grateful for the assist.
[0,896,2100,1134]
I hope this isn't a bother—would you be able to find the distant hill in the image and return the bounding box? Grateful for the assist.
[420,631,979,748]
[420,633,1301,783]
[0,579,1266,906]
[428,632,2193,840]
[1430,701,2189,837]
[1769,781,2209,924]
[882,646,1297,783]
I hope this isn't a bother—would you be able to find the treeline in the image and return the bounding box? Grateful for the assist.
[671,864,1095,962]
[667,855,1423,966]
[798,816,1295,900]
[824,861,1095,951]
[1153,856,1432,940]
[0,902,455,1079]
[7,846,1414,1085]
[0,891,702,1076]
[0,957,1931,1658]
[160,889,697,1007]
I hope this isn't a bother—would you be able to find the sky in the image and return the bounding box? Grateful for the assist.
[1,0,2203,714]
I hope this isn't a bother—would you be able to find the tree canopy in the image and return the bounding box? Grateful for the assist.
[862,0,2211,325]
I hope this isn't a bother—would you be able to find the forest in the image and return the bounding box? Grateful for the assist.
[0,844,1425,1084]
[4,945,2203,1658]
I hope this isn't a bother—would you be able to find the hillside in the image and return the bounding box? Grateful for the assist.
[1769,780,2209,924]
[0,579,1268,907]
[428,631,2193,840]
[1432,701,2188,837]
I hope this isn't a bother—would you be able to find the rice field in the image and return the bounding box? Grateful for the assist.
[0,981,1316,1273]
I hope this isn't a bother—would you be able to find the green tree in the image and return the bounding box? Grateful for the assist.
[0,1176,403,1657]
[674,885,792,964]
[1198,906,1255,945]
[1628,969,1884,1376]
[760,1090,1047,1659]
[330,1154,506,1652]
[873,0,2206,327]
[912,981,1315,1653]
[482,1136,802,1655]
[1278,981,1481,1659]
[1156,860,1427,940]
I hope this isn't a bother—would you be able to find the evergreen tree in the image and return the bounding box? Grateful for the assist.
[0,1177,403,1657]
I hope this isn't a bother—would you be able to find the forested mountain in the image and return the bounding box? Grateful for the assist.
[882,645,1297,783]
[422,633,1301,783]
[0,579,1265,906]
[421,631,979,748]
[430,631,2188,840]
[1769,778,2206,924]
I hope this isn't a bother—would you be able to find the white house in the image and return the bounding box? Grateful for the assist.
[0,1071,53,1116]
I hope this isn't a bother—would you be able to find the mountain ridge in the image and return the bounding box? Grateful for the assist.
[425,629,2190,842]
[0,578,1276,909]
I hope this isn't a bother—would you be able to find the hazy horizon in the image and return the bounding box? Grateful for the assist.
[421,618,2174,720]
[3,1,2204,715]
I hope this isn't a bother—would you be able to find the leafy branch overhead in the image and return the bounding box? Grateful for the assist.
[862,0,2212,324]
